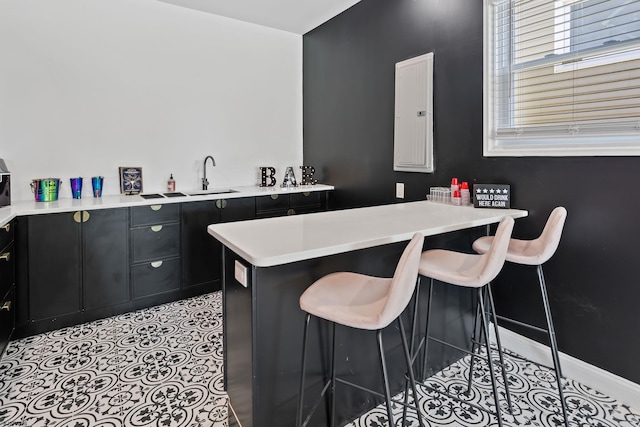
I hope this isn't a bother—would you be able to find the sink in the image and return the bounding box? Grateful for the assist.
[186,189,238,196]
[140,193,165,199]
[164,192,188,198]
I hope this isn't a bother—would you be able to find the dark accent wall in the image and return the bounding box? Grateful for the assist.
[303,0,640,384]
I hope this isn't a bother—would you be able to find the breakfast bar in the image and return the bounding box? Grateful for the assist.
[208,201,528,427]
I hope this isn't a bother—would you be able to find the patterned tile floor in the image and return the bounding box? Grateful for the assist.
[0,292,227,427]
[0,291,638,427]
[347,347,640,427]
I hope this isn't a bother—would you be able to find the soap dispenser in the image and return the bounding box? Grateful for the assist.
[167,174,176,192]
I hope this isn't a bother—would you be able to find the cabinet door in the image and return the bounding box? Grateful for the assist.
[182,201,221,289]
[290,191,326,214]
[218,197,256,223]
[28,213,81,321]
[0,287,15,357]
[255,194,289,218]
[0,242,13,304]
[83,208,129,310]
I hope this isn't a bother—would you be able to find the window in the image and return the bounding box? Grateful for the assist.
[484,0,640,156]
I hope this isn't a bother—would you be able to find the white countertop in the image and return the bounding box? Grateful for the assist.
[0,184,334,226]
[207,200,528,267]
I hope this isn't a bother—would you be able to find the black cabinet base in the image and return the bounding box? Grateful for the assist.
[14,280,219,339]
[223,232,476,427]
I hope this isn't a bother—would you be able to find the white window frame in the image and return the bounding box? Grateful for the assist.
[483,0,640,157]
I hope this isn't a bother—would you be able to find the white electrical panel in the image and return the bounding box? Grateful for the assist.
[393,52,434,173]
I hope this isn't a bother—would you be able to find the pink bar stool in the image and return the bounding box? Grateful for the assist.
[472,206,569,425]
[417,216,515,427]
[296,233,425,427]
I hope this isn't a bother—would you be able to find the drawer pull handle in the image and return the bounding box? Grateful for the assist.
[0,252,10,262]
[270,194,279,200]
[150,205,162,211]
[1,301,10,312]
[74,211,91,223]
[150,261,163,268]
[1,223,9,232]
[151,225,163,232]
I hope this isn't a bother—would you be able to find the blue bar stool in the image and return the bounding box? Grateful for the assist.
[296,233,425,427]
[416,216,515,427]
[472,206,569,426]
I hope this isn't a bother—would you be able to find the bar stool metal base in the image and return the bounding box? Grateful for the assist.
[296,313,425,427]
[485,265,570,426]
[412,278,506,427]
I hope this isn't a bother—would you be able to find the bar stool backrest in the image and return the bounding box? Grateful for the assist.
[474,216,515,286]
[378,233,424,328]
[525,207,567,265]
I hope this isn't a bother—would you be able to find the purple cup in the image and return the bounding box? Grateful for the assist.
[70,177,83,199]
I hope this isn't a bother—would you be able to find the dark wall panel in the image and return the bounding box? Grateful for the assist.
[303,0,640,383]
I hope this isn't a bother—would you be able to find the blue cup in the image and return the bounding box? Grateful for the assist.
[91,176,103,198]
[70,177,83,199]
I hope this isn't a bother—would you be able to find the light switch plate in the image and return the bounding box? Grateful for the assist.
[234,260,248,287]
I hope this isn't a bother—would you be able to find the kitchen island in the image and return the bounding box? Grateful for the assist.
[208,201,528,427]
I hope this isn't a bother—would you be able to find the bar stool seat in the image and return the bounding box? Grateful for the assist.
[472,207,565,266]
[472,206,569,426]
[300,272,399,330]
[415,216,515,427]
[297,233,425,427]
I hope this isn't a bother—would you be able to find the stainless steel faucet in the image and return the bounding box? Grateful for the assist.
[202,155,216,190]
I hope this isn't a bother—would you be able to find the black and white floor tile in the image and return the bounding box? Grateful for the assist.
[0,292,638,427]
[346,347,640,427]
[0,293,228,427]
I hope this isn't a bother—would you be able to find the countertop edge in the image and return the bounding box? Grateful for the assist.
[208,202,528,267]
[0,184,334,226]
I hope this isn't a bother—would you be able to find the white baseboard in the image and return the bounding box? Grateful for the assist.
[489,324,640,409]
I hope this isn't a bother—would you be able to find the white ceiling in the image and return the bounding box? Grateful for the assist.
[156,0,362,34]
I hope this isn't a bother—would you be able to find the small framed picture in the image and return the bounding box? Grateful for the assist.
[119,167,143,195]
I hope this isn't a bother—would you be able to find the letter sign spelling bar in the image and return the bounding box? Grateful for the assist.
[300,166,317,185]
[473,184,511,209]
[260,167,277,187]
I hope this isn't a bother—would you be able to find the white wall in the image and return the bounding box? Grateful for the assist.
[0,0,302,201]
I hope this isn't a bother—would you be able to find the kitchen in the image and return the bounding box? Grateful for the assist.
[1,0,639,426]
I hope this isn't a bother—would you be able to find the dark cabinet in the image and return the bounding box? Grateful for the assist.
[12,190,328,338]
[27,212,82,322]
[83,209,129,310]
[19,209,129,332]
[0,242,13,303]
[0,221,15,357]
[256,191,327,218]
[182,198,255,291]
[130,204,181,300]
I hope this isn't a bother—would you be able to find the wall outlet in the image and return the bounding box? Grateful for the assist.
[396,182,405,199]
[234,260,248,287]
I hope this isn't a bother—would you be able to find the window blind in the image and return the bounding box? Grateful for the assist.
[490,0,640,142]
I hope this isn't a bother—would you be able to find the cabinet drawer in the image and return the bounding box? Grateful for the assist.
[0,221,13,252]
[290,192,323,209]
[132,258,180,299]
[256,194,289,213]
[132,223,180,263]
[131,204,180,226]
[0,286,15,358]
[0,242,14,301]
